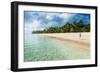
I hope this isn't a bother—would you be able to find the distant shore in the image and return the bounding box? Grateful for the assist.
[33,32,90,49]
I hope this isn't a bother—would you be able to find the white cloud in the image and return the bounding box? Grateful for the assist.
[32,20,42,31]
[46,21,58,27]
[59,13,75,19]
[45,13,59,20]
[46,13,75,23]
[46,15,53,20]
[25,19,45,34]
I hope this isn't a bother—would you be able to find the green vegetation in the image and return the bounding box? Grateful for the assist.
[32,20,90,33]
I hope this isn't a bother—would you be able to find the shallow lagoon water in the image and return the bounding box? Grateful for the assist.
[24,34,90,62]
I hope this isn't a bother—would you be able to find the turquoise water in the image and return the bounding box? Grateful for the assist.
[24,34,90,62]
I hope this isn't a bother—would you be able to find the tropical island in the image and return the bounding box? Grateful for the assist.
[32,20,90,33]
[32,20,90,47]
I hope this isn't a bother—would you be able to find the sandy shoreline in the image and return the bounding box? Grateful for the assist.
[34,32,90,49]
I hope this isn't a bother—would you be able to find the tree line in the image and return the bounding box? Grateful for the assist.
[32,20,90,33]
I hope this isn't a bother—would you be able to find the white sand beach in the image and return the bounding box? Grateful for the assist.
[36,32,90,49]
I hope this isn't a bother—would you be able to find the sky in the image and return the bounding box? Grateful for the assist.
[24,11,90,33]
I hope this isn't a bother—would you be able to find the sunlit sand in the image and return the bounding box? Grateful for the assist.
[36,32,90,49]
